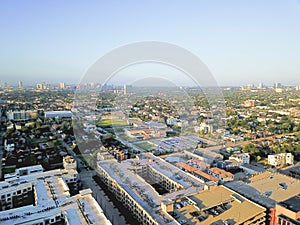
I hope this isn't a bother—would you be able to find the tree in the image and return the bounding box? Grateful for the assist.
[256,155,261,162]
[243,143,259,154]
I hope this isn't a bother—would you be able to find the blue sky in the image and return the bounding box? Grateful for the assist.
[0,0,300,86]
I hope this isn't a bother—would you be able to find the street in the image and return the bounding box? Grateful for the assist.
[79,166,128,225]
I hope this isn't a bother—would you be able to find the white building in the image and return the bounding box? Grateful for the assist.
[0,166,111,225]
[7,110,35,121]
[44,111,72,119]
[229,153,250,164]
[16,165,44,176]
[4,139,14,152]
[166,118,181,126]
[199,122,213,134]
[97,153,205,225]
[268,153,294,167]
[63,155,77,170]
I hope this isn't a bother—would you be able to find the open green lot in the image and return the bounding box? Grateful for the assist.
[96,119,128,127]
[134,141,156,151]
[29,137,50,145]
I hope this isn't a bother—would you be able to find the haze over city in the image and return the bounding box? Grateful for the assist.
[1,0,300,86]
[1,1,300,225]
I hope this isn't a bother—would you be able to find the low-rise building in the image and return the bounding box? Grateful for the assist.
[208,167,234,183]
[217,159,240,171]
[16,165,44,176]
[276,195,300,225]
[63,155,77,170]
[171,185,266,225]
[268,153,294,167]
[229,153,250,164]
[184,147,224,165]
[7,110,37,121]
[239,163,266,175]
[44,111,72,119]
[275,195,300,225]
[225,171,300,225]
[176,162,218,183]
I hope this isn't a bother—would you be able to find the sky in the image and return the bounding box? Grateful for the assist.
[1,0,300,87]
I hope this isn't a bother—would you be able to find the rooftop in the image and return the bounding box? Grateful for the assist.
[278,195,300,213]
[176,162,218,182]
[60,189,112,225]
[225,181,276,208]
[0,165,110,225]
[175,186,266,225]
[209,168,233,178]
[240,163,266,173]
[0,186,111,225]
[98,153,206,225]
[248,171,300,202]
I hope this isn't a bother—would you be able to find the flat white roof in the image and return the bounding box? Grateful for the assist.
[98,153,205,225]
[0,167,111,225]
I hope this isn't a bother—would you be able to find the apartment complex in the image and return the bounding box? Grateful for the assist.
[97,153,206,225]
[0,166,78,211]
[268,153,294,167]
[0,165,111,225]
[7,110,37,121]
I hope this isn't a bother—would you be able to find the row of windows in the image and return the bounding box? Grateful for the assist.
[26,215,63,225]
[1,186,31,200]
[99,168,159,225]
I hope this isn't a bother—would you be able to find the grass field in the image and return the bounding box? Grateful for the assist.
[30,137,49,145]
[117,133,134,141]
[134,141,156,151]
[96,119,128,127]
[3,166,16,174]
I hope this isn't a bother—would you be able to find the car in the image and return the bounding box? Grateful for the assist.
[198,216,205,222]
[180,220,187,224]
[175,203,182,209]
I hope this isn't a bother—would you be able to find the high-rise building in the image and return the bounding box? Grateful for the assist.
[18,81,23,89]
[123,84,133,94]
[60,82,65,89]
[247,83,254,90]
[123,84,127,94]
[36,83,47,90]
[274,82,283,89]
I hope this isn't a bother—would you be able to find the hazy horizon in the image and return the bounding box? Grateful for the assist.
[1,1,300,86]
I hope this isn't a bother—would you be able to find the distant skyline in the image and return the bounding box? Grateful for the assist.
[1,1,300,86]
